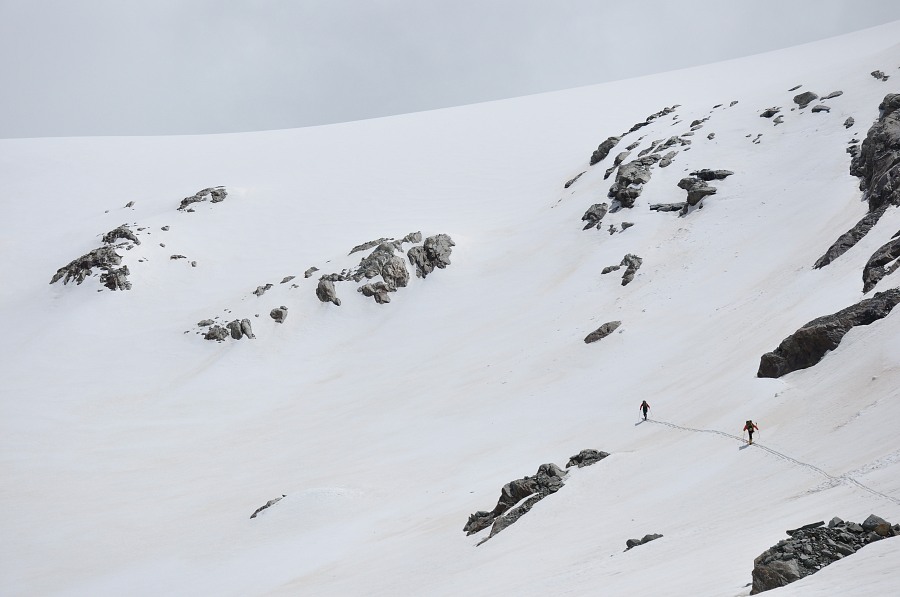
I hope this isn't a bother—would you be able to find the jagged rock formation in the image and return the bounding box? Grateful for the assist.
[250,495,286,519]
[757,288,900,378]
[566,449,609,468]
[101,224,140,245]
[604,150,632,179]
[584,321,621,344]
[316,279,341,306]
[815,94,900,268]
[177,186,227,211]
[590,136,621,165]
[609,155,659,208]
[621,254,643,285]
[793,91,818,108]
[626,534,663,551]
[750,516,898,594]
[678,177,718,205]
[99,266,131,291]
[862,233,900,292]
[601,265,620,274]
[270,307,288,323]
[581,203,609,230]
[50,245,130,289]
[658,150,678,168]
[408,234,454,278]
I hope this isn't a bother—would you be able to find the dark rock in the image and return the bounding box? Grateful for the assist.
[620,254,643,285]
[844,116,855,129]
[862,235,900,292]
[621,222,634,230]
[197,319,215,327]
[626,140,641,151]
[581,203,609,230]
[240,318,255,339]
[227,320,244,340]
[359,282,392,304]
[828,517,844,528]
[565,449,610,468]
[178,187,227,211]
[757,288,900,377]
[811,105,831,113]
[626,533,663,551]
[590,136,621,166]
[690,169,734,181]
[773,115,785,125]
[381,255,410,290]
[760,107,781,118]
[793,91,819,108]
[730,100,739,107]
[161,225,169,231]
[315,279,341,306]
[608,155,659,208]
[752,559,802,593]
[100,266,131,291]
[678,176,717,206]
[124,200,135,208]
[862,514,895,537]
[355,243,396,280]
[659,150,678,168]
[304,267,319,278]
[787,521,824,536]
[788,85,802,91]
[584,321,622,344]
[102,224,140,245]
[250,494,286,519]
[280,275,295,284]
[270,307,288,323]
[871,70,888,81]
[650,202,686,212]
[204,325,228,341]
[604,151,633,179]
[638,139,661,157]
[50,246,124,287]
[170,255,186,260]
[565,171,586,188]
[253,284,273,297]
[821,90,843,100]
[601,265,621,275]
[349,238,390,255]
[707,132,716,140]
[408,234,454,278]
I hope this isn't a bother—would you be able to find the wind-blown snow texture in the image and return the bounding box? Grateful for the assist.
[2,21,900,597]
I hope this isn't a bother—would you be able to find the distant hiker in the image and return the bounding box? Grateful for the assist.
[743,420,759,444]
[639,400,650,421]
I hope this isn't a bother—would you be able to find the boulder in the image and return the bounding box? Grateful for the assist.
[871,70,888,81]
[601,265,621,275]
[280,275,295,284]
[821,90,843,100]
[566,449,610,468]
[650,202,686,212]
[678,176,717,206]
[844,116,855,129]
[811,105,830,113]
[408,234,455,278]
[99,266,131,291]
[381,255,410,290]
[240,318,255,339]
[590,136,621,165]
[359,282,392,304]
[581,203,609,230]
[757,288,900,377]
[584,321,622,344]
[204,325,228,341]
[315,279,341,306]
[760,107,781,118]
[793,91,818,108]
[658,150,678,168]
[101,224,140,245]
[270,307,288,323]
[608,155,659,208]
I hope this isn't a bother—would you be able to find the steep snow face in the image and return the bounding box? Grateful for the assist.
[2,21,900,597]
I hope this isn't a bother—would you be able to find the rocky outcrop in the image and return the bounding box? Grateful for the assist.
[760,107,781,118]
[566,449,609,468]
[621,254,643,286]
[50,246,128,289]
[690,169,733,181]
[408,234,454,278]
[381,255,409,290]
[316,279,341,306]
[658,150,678,168]
[250,495,286,519]
[590,136,621,166]
[609,155,659,208]
[359,282,392,304]
[757,288,900,378]
[862,233,900,292]
[584,321,621,344]
[356,243,397,280]
[581,203,609,230]
[204,325,229,341]
[750,515,898,594]
[99,266,131,291]
[280,275,295,284]
[626,534,663,551]
[304,267,319,278]
[816,94,900,268]
[793,91,818,108]
[177,186,227,211]
[270,306,288,323]
[101,224,140,245]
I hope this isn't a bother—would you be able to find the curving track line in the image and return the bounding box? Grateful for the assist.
[646,418,900,506]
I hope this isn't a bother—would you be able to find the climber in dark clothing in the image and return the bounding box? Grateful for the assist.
[639,400,650,421]
[743,420,759,444]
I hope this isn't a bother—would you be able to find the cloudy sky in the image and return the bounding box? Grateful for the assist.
[2,0,899,138]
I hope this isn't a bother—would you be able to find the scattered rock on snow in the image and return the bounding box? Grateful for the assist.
[102,224,141,245]
[280,275,295,284]
[204,325,229,341]
[253,284,273,297]
[581,203,609,230]
[564,171,586,188]
[821,90,843,100]
[608,155,659,208]
[626,534,663,551]
[358,282,392,304]
[590,136,621,166]
[760,107,781,118]
[270,306,288,323]
[620,254,643,285]
[844,116,855,129]
[566,449,609,468]
[584,321,622,344]
[177,186,227,211]
[811,105,831,113]
[871,70,889,81]
[407,234,454,278]
[793,91,818,108]
[304,267,319,278]
[316,278,341,306]
[250,495,286,519]
[757,288,900,378]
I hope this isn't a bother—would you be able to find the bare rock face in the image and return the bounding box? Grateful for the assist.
[407,234,454,278]
[757,288,900,378]
[584,321,622,343]
[102,224,140,245]
[862,234,900,292]
[750,515,897,594]
[355,243,397,280]
[816,94,900,268]
[316,278,341,306]
[590,136,621,165]
[581,203,609,230]
[793,91,818,108]
[381,255,409,290]
[177,186,227,211]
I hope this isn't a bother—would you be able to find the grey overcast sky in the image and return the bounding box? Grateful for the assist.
[2,0,899,138]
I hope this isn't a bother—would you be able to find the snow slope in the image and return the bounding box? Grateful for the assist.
[2,20,900,597]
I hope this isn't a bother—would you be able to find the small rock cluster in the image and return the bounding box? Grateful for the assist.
[177,186,227,212]
[464,449,609,545]
[750,515,899,594]
[601,253,643,286]
[50,224,141,291]
[625,533,663,551]
[201,318,255,342]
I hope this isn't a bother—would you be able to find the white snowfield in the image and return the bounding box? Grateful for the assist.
[2,21,900,597]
